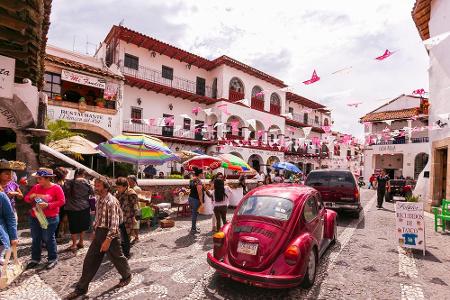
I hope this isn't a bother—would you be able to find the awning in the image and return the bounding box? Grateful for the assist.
[48,135,99,155]
[40,143,101,178]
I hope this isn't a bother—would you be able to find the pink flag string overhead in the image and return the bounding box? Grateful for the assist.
[412,88,426,95]
[375,49,395,61]
[192,107,202,115]
[303,70,320,85]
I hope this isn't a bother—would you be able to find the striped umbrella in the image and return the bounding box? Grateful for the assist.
[218,153,254,172]
[97,134,178,165]
[183,155,223,171]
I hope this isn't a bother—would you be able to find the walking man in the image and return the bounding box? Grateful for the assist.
[65,177,131,299]
[376,170,390,209]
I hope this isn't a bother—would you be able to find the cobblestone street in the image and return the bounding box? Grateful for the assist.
[1,189,449,299]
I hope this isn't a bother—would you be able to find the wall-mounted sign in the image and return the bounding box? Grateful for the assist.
[47,105,120,136]
[0,55,15,99]
[61,69,106,89]
[395,202,426,255]
[379,145,396,152]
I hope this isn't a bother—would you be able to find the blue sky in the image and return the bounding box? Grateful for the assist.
[47,0,429,138]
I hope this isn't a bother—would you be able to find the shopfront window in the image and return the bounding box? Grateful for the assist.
[131,107,142,123]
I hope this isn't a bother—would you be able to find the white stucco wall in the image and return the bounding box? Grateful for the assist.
[428,0,450,143]
[373,95,422,113]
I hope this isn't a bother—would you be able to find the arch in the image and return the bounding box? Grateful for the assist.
[414,152,429,179]
[229,77,245,93]
[249,120,265,140]
[321,144,329,155]
[206,113,218,139]
[267,156,280,167]
[229,151,243,159]
[251,86,264,100]
[248,154,264,172]
[267,124,281,142]
[270,93,281,106]
[226,115,245,137]
[69,122,113,140]
[212,78,218,99]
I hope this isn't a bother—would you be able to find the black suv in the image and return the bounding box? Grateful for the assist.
[305,169,361,217]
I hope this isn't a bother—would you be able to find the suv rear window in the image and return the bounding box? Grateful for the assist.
[237,196,293,221]
[305,171,356,188]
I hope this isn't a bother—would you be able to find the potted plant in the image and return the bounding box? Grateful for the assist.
[95,97,105,108]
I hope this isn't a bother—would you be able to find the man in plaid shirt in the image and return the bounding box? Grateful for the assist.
[65,177,131,299]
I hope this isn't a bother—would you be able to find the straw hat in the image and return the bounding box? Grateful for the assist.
[0,159,26,171]
[32,168,56,177]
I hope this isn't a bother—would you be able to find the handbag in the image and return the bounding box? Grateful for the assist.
[0,244,23,289]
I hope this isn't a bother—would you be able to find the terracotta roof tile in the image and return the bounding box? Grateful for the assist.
[360,108,419,122]
[411,0,431,40]
[45,54,123,80]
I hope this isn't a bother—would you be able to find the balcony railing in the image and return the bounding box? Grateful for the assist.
[225,133,245,140]
[287,112,322,127]
[121,65,214,98]
[251,97,265,111]
[370,136,429,145]
[229,90,245,102]
[123,122,214,141]
[270,104,281,115]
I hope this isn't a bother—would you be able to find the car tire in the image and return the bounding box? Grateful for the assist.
[301,248,317,288]
[351,209,360,219]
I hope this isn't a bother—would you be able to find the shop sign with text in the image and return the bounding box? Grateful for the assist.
[0,55,15,99]
[395,202,425,254]
[61,69,106,89]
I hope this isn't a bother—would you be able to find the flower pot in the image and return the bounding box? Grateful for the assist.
[96,102,105,108]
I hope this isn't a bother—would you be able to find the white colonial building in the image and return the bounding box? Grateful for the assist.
[361,94,429,181]
[95,25,335,175]
[412,0,450,207]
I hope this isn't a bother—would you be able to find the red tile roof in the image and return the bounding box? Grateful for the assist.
[360,108,419,122]
[412,0,431,40]
[45,54,123,80]
[286,92,325,109]
[105,26,286,87]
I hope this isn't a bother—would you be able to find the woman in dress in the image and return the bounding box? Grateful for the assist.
[64,169,94,251]
[212,173,228,232]
[24,168,65,269]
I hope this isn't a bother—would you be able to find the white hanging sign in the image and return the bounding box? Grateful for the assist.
[61,69,106,89]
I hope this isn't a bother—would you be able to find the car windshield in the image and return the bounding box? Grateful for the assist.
[237,196,294,221]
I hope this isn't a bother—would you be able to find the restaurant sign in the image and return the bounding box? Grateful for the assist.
[0,55,15,99]
[395,202,426,255]
[47,105,120,136]
[61,69,106,89]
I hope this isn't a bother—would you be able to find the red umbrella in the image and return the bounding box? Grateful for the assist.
[183,155,222,171]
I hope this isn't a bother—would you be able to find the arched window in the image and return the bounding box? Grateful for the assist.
[229,77,245,101]
[270,93,281,114]
[212,78,217,99]
[270,93,281,105]
[229,77,244,93]
[251,86,264,100]
[324,118,329,126]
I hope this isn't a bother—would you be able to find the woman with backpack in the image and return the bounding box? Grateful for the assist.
[64,169,94,251]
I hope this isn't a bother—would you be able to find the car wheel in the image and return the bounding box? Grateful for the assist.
[351,209,360,219]
[301,248,317,288]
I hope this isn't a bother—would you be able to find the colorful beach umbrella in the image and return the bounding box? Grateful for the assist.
[218,153,253,172]
[272,162,302,174]
[183,155,222,171]
[96,134,178,165]
[175,150,200,163]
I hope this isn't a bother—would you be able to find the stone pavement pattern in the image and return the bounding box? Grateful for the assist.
[1,189,449,299]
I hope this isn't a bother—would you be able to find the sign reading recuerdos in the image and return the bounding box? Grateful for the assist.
[395,202,426,254]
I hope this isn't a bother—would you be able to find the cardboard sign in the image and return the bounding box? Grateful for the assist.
[0,55,15,99]
[395,202,426,254]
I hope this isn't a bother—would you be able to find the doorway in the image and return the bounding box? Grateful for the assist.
[434,148,448,203]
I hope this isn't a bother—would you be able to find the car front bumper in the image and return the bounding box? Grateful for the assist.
[207,252,303,288]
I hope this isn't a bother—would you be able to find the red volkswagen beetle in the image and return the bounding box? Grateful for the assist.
[207,184,337,289]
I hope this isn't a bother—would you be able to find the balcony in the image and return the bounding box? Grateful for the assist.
[370,136,429,145]
[121,65,216,101]
[251,97,265,111]
[270,104,281,115]
[123,122,215,144]
[225,133,245,140]
[287,112,322,127]
[229,90,245,102]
